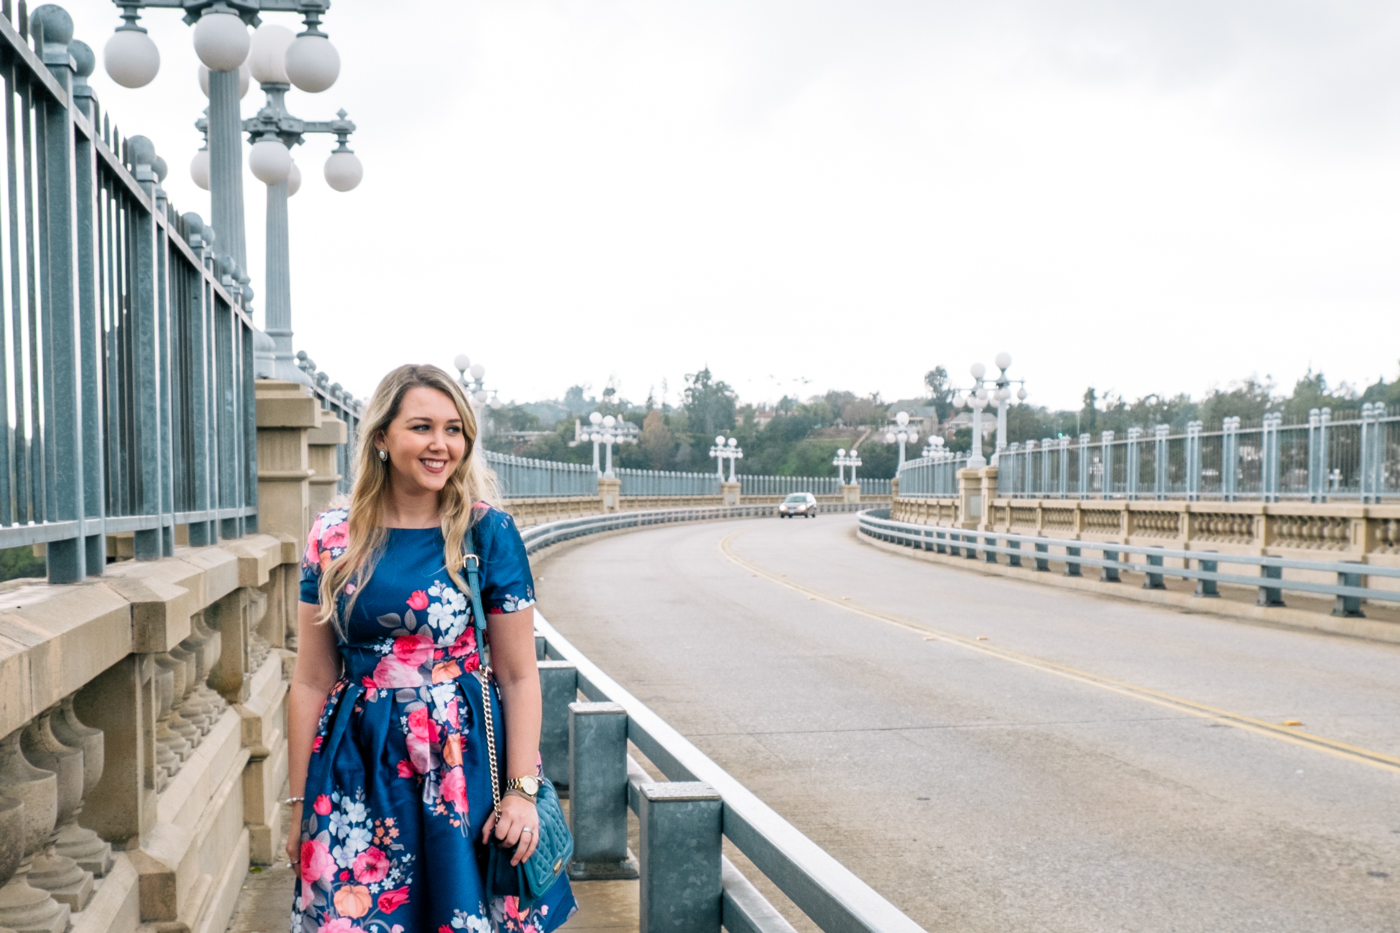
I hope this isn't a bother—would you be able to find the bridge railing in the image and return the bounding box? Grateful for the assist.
[895,454,972,497]
[859,508,1400,617]
[0,12,261,579]
[616,467,720,497]
[485,450,599,498]
[969,406,1400,502]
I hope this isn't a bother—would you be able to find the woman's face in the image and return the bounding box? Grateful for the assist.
[380,387,468,495]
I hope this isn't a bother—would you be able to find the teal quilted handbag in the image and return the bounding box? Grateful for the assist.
[467,554,574,908]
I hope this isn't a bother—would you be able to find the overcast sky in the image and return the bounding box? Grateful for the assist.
[67,0,1400,411]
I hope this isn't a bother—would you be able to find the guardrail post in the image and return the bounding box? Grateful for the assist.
[568,701,638,880]
[639,781,722,933]
[1101,550,1121,583]
[1333,562,1365,618]
[538,662,577,787]
[535,635,547,660]
[1257,565,1285,607]
[936,530,947,554]
[1143,548,1165,589]
[1064,546,1081,577]
[1007,539,1021,567]
[1034,541,1049,571]
[963,532,978,560]
[983,536,997,563]
[1195,552,1219,597]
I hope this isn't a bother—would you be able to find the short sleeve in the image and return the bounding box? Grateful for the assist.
[474,506,535,614]
[300,507,350,604]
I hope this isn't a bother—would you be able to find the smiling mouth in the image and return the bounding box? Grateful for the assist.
[421,459,448,473]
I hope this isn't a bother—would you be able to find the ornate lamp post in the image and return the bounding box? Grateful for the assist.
[884,410,920,471]
[709,435,741,481]
[833,448,862,485]
[235,24,361,382]
[598,416,621,478]
[950,355,1026,468]
[102,1,342,278]
[587,412,603,474]
[453,354,505,435]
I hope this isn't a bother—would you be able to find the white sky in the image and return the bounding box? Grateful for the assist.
[67,0,1400,411]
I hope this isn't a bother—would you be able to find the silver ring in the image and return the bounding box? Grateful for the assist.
[521,827,533,834]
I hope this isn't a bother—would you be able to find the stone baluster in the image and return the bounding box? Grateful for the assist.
[166,645,205,747]
[47,700,113,877]
[21,713,93,910]
[0,794,24,907]
[155,653,199,754]
[177,619,216,736]
[191,613,230,720]
[0,730,69,933]
[150,663,178,790]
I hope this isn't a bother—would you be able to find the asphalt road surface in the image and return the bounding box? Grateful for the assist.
[535,512,1400,933]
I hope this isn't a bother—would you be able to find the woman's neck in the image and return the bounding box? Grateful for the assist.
[381,488,442,529]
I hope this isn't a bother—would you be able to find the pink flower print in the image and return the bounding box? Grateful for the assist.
[440,767,468,812]
[318,919,361,933]
[303,517,322,566]
[396,758,416,778]
[444,698,460,728]
[371,655,423,688]
[447,627,477,659]
[406,590,429,611]
[352,846,390,884]
[392,633,434,668]
[312,735,324,752]
[377,886,409,914]
[361,675,378,691]
[300,838,335,883]
[504,896,523,921]
[407,706,441,744]
[321,519,349,550]
[313,794,332,816]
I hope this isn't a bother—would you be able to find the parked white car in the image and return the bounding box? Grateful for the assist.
[778,492,818,518]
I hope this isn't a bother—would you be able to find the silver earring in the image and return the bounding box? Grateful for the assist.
[378,449,388,462]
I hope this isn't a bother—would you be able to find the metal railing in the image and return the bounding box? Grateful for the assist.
[485,450,599,498]
[982,406,1400,502]
[858,510,1400,615]
[897,453,973,497]
[740,474,842,496]
[859,477,893,497]
[617,467,721,497]
[295,351,362,495]
[0,10,258,578]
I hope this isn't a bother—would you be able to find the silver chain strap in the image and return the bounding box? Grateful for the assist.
[480,665,501,816]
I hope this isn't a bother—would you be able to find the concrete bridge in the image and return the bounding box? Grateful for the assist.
[0,4,1393,933]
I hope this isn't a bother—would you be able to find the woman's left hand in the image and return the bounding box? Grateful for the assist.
[482,793,539,865]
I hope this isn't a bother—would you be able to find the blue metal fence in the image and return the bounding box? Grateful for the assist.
[617,467,721,497]
[896,453,972,497]
[485,450,599,498]
[983,406,1400,502]
[0,10,258,580]
[739,474,841,496]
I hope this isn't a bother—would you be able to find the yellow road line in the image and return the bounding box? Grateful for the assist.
[719,531,1400,774]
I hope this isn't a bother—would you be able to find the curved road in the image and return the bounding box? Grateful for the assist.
[535,513,1400,933]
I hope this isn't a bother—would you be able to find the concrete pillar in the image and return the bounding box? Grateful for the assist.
[638,781,722,933]
[978,466,1000,532]
[891,477,899,500]
[957,468,982,529]
[567,702,637,880]
[721,481,740,507]
[842,484,861,505]
[599,477,622,513]
[254,381,322,545]
[73,656,158,843]
[307,411,348,518]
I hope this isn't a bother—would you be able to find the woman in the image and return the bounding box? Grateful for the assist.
[286,364,577,933]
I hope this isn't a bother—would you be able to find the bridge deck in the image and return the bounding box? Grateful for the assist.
[531,512,1400,932]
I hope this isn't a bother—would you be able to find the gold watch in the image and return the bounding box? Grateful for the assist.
[505,776,541,800]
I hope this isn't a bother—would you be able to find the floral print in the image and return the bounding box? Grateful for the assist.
[295,506,573,933]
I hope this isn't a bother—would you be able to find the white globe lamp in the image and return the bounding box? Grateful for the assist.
[286,160,302,196]
[324,150,363,192]
[469,363,485,381]
[884,432,896,444]
[727,437,738,448]
[970,362,986,380]
[104,29,160,88]
[1017,387,1028,401]
[248,24,294,84]
[190,149,210,190]
[837,448,846,457]
[603,415,617,429]
[454,354,471,373]
[248,138,292,185]
[589,412,602,426]
[474,389,488,404]
[896,410,909,427]
[285,33,340,92]
[714,435,725,446]
[995,351,1012,371]
[193,11,250,72]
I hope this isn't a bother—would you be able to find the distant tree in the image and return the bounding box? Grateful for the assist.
[1198,375,1275,427]
[0,545,44,582]
[494,405,541,432]
[639,410,673,469]
[682,367,736,439]
[1282,369,1359,423]
[1080,388,1098,436]
[562,385,594,416]
[924,366,954,422]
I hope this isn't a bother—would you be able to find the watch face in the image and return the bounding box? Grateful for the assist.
[519,776,541,795]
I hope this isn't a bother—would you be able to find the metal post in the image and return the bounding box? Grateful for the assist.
[1125,427,1141,500]
[638,782,722,933]
[1101,550,1120,583]
[1034,541,1049,571]
[1221,416,1239,502]
[1023,440,1036,496]
[1195,552,1219,597]
[538,661,577,788]
[1144,548,1165,589]
[567,702,638,879]
[1040,437,1052,497]
[1008,539,1021,567]
[1360,403,1381,503]
[1100,431,1114,498]
[1333,561,1365,618]
[1257,565,1285,607]
[1058,436,1069,497]
[1064,546,1081,577]
[208,68,246,270]
[1153,424,1169,499]
[38,23,86,581]
[131,146,164,559]
[1261,413,1281,503]
[1078,433,1091,497]
[1186,420,1203,501]
[1307,408,1329,503]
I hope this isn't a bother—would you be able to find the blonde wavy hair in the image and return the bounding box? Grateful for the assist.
[318,364,502,631]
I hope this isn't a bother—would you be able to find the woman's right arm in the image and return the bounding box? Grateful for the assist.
[285,600,342,874]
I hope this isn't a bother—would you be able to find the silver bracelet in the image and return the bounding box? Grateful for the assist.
[284,796,305,806]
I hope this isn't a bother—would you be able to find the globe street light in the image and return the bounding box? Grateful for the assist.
[884,410,920,471]
[244,24,361,382]
[833,447,862,485]
[588,411,603,474]
[949,354,1027,469]
[599,415,620,478]
[102,0,340,278]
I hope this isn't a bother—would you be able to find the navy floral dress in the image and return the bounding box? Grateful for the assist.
[295,504,577,933]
